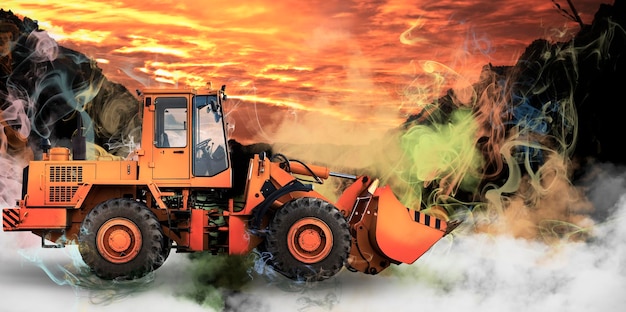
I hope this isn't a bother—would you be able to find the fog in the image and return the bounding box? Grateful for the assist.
[2,166,624,312]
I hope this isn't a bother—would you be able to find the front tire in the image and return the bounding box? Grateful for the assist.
[265,197,350,282]
[78,198,165,280]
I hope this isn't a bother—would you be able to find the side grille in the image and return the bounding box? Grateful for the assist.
[49,166,83,183]
[47,165,83,203]
[49,186,79,202]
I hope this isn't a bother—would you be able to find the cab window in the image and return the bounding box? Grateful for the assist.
[154,97,187,148]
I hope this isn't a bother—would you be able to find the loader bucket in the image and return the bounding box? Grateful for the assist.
[372,185,449,264]
[343,178,459,274]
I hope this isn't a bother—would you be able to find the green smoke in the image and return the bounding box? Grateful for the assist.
[398,108,484,210]
[180,253,255,310]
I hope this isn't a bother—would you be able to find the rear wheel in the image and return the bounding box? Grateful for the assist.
[265,197,350,282]
[79,198,165,280]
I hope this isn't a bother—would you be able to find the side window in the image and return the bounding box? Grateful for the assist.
[155,97,187,148]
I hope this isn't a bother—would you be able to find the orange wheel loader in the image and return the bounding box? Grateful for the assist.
[2,85,461,281]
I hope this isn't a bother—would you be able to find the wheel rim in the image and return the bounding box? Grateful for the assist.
[96,217,142,264]
[287,217,333,264]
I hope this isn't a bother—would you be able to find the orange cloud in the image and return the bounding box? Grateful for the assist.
[2,0,611,142]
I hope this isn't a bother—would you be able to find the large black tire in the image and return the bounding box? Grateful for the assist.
[78,198,166,280]
[157,238,172,269]
[265,197,350,282]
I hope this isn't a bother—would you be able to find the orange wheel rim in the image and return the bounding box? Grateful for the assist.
[287,217,333,264]
[96,218,142,264]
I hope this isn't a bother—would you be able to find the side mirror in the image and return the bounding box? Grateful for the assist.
[221,85,227,101]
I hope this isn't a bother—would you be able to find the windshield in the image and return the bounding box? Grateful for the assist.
[192,95,229,176]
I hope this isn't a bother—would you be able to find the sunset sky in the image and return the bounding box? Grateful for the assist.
[1,0,612,143]
[1,2,624,312]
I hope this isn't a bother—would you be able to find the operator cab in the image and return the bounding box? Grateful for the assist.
[140,86,231,187]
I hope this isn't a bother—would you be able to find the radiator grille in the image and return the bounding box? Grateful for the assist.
[49,166,83,182]
[49,186,79,202]
[47,165,83,203]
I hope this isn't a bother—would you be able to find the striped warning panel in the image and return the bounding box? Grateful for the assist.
[409,209,443,231]
[2,209,19,230]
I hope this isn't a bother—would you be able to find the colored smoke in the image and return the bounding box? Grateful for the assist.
[1,1,626,312]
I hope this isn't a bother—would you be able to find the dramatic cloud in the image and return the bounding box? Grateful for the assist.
[2,0,609,143]
[1,1,621,312]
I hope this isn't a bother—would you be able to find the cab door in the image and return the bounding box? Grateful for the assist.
[152,96,189,180]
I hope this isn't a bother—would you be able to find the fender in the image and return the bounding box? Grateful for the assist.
[250,179,312,229]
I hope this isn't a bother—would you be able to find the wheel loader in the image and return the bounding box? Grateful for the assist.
[2,85,460,281]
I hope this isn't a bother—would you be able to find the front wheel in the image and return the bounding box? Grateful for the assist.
[265,197,351,282]
[78,198,165,280]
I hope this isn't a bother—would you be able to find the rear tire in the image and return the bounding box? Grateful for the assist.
[78,198,165,280]
[265,197,350,282]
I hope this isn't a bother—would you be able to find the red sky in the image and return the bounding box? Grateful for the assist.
[1,3,624,311]
[2,0,612,143]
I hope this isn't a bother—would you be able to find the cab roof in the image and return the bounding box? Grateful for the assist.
[141,88,220,96]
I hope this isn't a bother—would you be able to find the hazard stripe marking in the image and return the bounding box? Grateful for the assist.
[409,209,443,230]
[2,209,19,229]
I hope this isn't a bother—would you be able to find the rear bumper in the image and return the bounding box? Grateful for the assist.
[2,207,68,231]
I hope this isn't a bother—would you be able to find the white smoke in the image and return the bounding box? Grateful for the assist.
[1,165,625,312]
[243,198,626,312]
[0,231,211,312]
